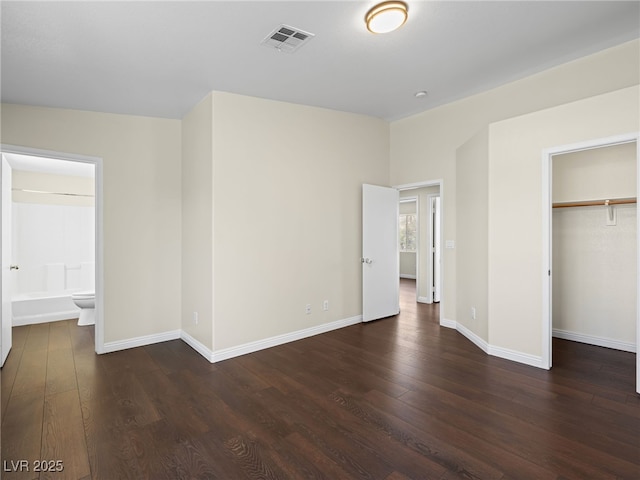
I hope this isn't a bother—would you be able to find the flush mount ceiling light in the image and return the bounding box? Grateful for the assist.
[365,1,409,34]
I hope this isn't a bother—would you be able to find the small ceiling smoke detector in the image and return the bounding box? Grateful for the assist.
[365,1,409,34]
[415,90,428,98]
[261,25,315,53]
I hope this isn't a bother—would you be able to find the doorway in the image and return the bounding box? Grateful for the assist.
[397,180,443,324]
[542,133,639,393]
[0,145,104,360]
[399,196,418,282]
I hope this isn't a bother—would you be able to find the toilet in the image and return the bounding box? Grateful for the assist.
[71,291,95,326]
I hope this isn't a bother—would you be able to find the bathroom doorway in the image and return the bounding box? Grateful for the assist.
[0,145,103,362]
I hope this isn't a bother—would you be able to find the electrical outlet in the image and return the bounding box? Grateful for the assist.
[323,300,329,311]
[470,307,476,320]
[305,304,311,314]
[192,311,199,325]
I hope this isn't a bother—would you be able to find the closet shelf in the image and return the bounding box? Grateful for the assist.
[552,197,637,209]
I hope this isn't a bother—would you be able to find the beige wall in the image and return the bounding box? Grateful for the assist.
[488,85,639,357]
[400,252,416,278]
[399,201,416,215]
[210,92,389,350]
[1,104,182,343]
[12,170,94,207]
[552,144,637,347]
[553,142,637,203]
[399,200,417,277]
[181,93,214,349]
[390,39,640,323]
[456,127,489,340]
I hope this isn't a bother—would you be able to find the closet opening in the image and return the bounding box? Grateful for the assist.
[542,133,639,393]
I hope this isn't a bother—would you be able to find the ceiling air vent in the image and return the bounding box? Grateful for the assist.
[261,25,314,53]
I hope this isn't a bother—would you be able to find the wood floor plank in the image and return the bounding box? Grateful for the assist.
[72,348,141,480]
[23,323,50,351]
[137,368,209,437]
[45,348,77,396]
[10,346,48,397]
[163,339,218,375]
[10,324,31,350]
[99,347,160,378]
[142,341,184,375]
[107,370,161,429]
[1,388,45,480]
[143,339,218,377]
[125,419,189,480]
[40,389,91,480]
[76,371,143,480]
[1,338,25,422]
[396,386,635,479]
[68,322,94,357]
[259,386,450,479]
[280,432,353,480]
[47,320,72,352]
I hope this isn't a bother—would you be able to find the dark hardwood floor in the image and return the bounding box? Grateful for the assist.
[2,279,639,479]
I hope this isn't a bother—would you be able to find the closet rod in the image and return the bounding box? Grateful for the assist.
[552,197,637,209]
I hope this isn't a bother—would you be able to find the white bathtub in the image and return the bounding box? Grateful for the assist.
[12,291,80,326]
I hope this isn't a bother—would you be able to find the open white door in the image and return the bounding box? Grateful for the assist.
[362,184,399,322]
[1,155,13,366]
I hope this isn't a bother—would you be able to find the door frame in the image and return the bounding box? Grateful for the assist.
[395,179,444,326]
[541,132,639,392]
[0,144,105,355]
[1,155,13,365]
[428,194,441,303]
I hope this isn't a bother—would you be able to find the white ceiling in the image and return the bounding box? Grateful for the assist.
[2,1,639,122]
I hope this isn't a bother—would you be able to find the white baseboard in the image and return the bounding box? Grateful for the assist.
[211,315,362,363]
[455,322,489,353]
[13,311,79,326]
[417,296,432,304]
[440,317,456,329]
[453,321,543,368]
[553,328,636,353]
[181,330,215,362]
[103,329,181,354]
[98,316,364,363]
[97,313,554,372]
[487,344,544,368]
[400,274,417,280]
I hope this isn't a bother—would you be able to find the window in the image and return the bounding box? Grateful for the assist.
[399,213,416,252]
